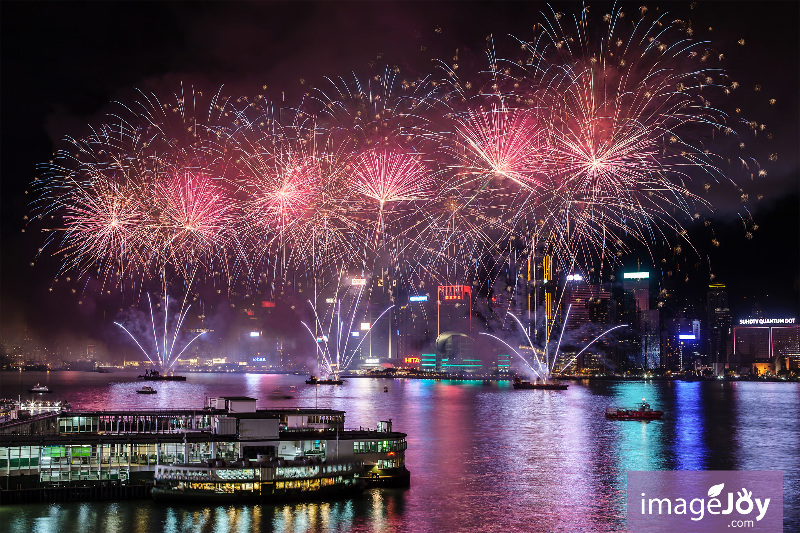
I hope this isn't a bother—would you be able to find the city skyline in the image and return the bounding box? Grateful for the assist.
[1,1,798,363]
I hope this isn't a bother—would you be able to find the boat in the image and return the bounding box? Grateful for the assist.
[605,399,664,421]
[27,384,52,394]
[270,387,295,400]
[138,369,186,381]
[136,386,157,394]
[306,375,344,385]
[512,377,568,390]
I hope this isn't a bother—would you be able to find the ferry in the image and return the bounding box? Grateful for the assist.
[27,384,52,394]
[136,386,157,394]
[512,377,568,390]
[605,399,664,421]
[0,395,409,503]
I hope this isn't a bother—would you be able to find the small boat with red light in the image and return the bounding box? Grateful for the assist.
[605,400,663,421]
[512,377,568,390]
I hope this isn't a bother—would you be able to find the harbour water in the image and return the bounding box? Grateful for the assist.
[2,371,798,532]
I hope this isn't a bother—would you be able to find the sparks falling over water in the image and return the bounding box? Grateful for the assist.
[114,292,206,374]
[481,309,628,380]
[301,285,395,377]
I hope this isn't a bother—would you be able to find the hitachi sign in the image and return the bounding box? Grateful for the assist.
[739,318,796,325]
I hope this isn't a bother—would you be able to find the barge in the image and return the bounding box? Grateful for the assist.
[305,375,344,385]
[137,370,186,381]
[512,377,568,390]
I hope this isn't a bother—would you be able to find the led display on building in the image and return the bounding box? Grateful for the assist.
[623,272,650,279]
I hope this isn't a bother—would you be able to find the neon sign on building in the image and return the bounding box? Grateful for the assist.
[739,318,796,325]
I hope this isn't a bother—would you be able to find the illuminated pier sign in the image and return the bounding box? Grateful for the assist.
[738,318,796,325]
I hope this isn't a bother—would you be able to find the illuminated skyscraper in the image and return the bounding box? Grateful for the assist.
[436,285,475,373]
[543,254,555,329]
[623,271,660,369]
[733,317,799,373]
[437,285,472,335]
[706,283,731,375]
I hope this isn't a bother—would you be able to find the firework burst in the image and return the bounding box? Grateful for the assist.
[30,5,768,306]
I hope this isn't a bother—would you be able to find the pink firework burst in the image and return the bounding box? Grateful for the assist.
[154,170,237,272]
[60,176,148,283]
[348,148,434,243]
[454,104,548,189]
[247,154,321,233]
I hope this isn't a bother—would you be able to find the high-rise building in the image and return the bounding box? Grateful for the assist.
[772,326,800,372]
[732,317,799,373]
[622,271,660,369]
[706,284,731,375]
[640,310,661,369]
[662,317,703,371]
[437,285,472,335]
[543,254,557,332]
[363,271,394,364]
[395,292,434,362]
[562,276,614,372]
[436,285,475,372]
[623,271,651,312]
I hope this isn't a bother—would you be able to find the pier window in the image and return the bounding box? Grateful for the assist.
[216,442,237,461]
[59,415,98,433]
[70,445,92,465]
[377,459,399,469]
[353,439,406,453]
[187,442,213,463]
[158,442,186,464]
[40,445,66,465]
[304,440,325,457]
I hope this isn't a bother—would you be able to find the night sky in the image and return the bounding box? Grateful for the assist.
[1,1,798,358]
